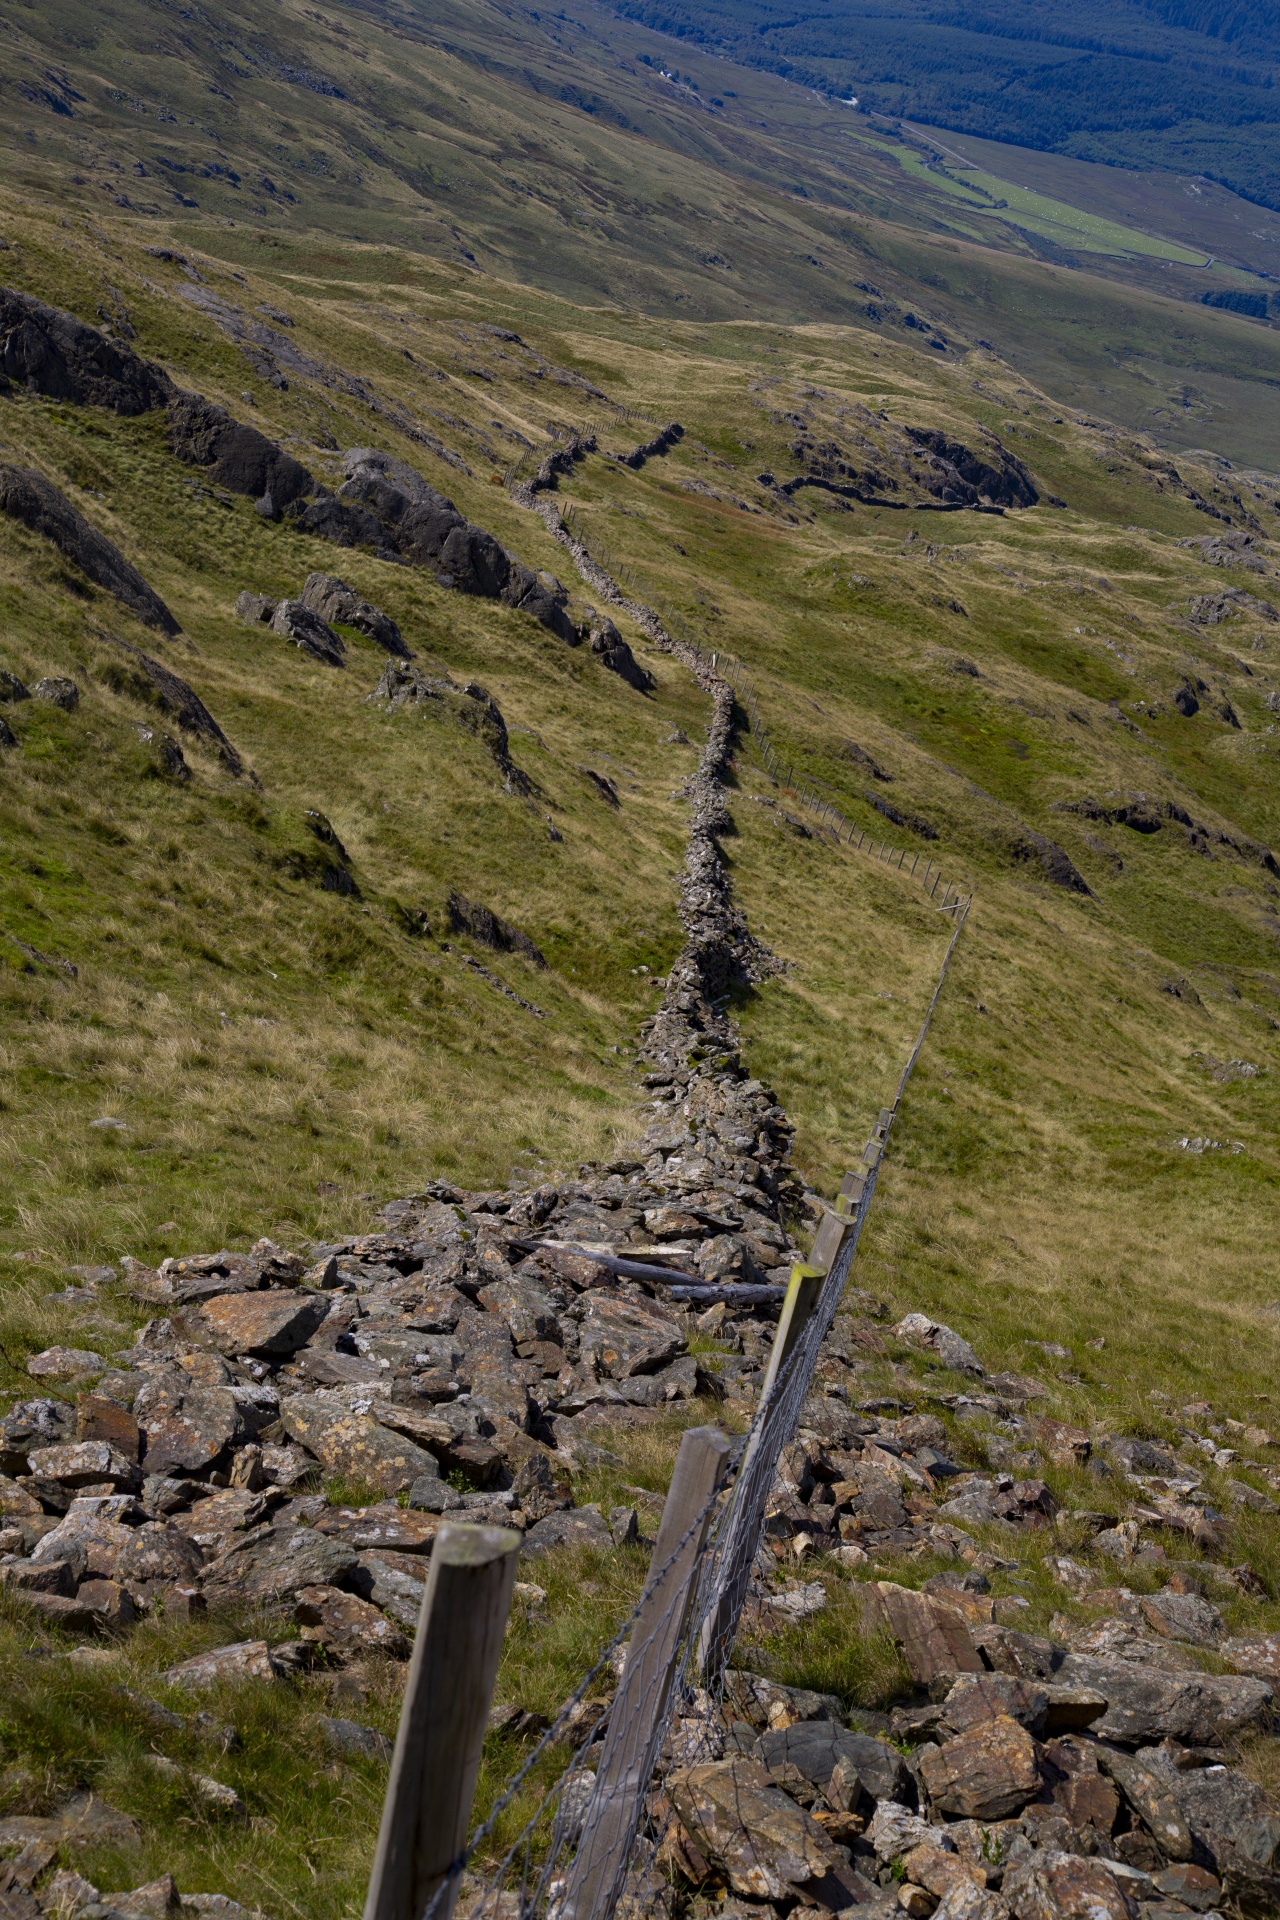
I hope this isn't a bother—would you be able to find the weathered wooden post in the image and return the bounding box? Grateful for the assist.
[363,1523,521,1920]
[559,1427,732,1920]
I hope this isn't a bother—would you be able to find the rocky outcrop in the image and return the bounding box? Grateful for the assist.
[903,427,1039,509]
[299,449,578,645]
[446,892,546,967]
[300,573,409,657]
[99,638,244,777]
[0,467,179,635]
[615,422,683,471]
[0,288,173,414]
[167,393,314,514]
[271,599,345,667]
[368,660,533,795]
[586,610,654,692]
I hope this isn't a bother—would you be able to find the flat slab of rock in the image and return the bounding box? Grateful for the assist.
[162,1640,281,1688]
[134,1373,243,1474]
[576,1290,686,1378]
[27,1348,104,1380]
[279,1394,437,1494]
[1002,1848,1138,1920]
[27,1440,142,1492]
[1057,1652,1272,1745]
[1221,1633,1280,1679]
[753,1722,908,1807]
[858,1581,984,1684]
[1139,1590,1224,1649]
[521,1509,613,1555]
[202,1522,359,1605]
[313,1504,442,1553]
[919,1715,1042,1820]
[295,1583,410,1658]
[197,1292,329,1357]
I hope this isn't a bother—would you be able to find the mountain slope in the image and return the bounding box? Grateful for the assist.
[604,0,1280,208]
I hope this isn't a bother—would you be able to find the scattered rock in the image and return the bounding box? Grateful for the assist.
[270,599,345,667]
[32,677,80,711]
[300,573,409,657]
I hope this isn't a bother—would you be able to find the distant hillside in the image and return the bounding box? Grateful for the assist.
[609,0,1280,209]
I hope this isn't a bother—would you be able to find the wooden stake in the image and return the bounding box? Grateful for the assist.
[363,1524,520,1920]
[561,1428,732,1920]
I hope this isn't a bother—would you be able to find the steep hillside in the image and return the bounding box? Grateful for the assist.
[603,0,1280,210]
[6,0,1280,465]
[2,26,1280,1914]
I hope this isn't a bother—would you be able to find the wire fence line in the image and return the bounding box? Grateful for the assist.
[555,505,973,913]
[365,901,972,1920]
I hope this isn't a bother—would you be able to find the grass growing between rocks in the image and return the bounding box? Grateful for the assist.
[3,166,1280,1919]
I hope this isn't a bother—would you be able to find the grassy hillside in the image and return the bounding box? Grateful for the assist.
[4,11,1280,1907]
[6,0,1280,468]
[602,0,1280,211]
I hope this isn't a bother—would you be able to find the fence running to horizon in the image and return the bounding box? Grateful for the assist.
[557,504,973,914]
[363,902,971,1920]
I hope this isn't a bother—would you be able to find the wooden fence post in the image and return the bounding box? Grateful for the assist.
[363,1524,521,1920]
[560,1427,732,1920]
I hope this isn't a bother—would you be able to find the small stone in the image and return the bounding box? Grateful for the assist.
[42,1867,101,1916]
[27,1349,105,1380]
[162,1640,281,1689]
[76,1397,142,1460]
[667,1756,865,1905]
[234,591,275,625]
[1140,1590,1225,1649]
[278,1396,437,1496]
[941,1674,1048,1737]
[76,1578,138,1628]
[610,1506,639,1546]
[27,1442,142,1492]
[521,1509,613,1556]
[294,1583,410,1657]
[32,677,80,712]
[143,1755,243,1816]
[106,1874,181,1917]
[318,1715,392,1761]
[1000,1849,1137,1920]
[1221,1632,1280,1678]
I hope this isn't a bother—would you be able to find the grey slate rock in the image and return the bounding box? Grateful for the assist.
[168,392,314,508]
[270,599,345,666]
[301,573,408,657]
[318,1715,392,1762]
[0,467,179,634]
[32,676,80,711]
[521,1508,613,1555]
[0,287,174,414]
[754,1722,909,1807]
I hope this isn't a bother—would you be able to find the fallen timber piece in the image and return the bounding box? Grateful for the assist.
[509,1239,701,1288]
[667,1285,789,1307]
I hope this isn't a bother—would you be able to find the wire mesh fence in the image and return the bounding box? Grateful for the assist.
[365,901,970,1920]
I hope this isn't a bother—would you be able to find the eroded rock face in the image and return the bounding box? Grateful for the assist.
[315,448,579,644]
[0,288,173,414]
[300,573,408,657]
[168,393,314,510]
[0,467,179,635]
